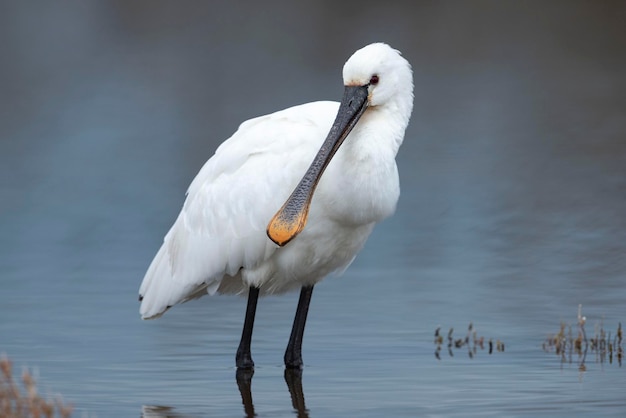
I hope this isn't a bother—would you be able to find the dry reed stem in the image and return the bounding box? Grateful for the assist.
[0,356,73,418]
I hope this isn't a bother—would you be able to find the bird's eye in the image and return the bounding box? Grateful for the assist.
[369,75,379,85]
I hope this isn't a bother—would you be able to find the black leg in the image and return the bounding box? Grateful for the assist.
[284,285,314,369]
[236,286,260,369]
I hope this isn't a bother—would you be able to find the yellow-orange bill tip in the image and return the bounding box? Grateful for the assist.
[266,208,309,247]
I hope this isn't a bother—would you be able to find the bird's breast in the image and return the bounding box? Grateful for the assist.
[316,145,400,227]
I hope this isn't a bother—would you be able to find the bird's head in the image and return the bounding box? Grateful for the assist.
[343,43,413,113]
[267,43,413,247]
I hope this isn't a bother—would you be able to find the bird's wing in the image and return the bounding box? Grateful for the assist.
[139,101,338,318]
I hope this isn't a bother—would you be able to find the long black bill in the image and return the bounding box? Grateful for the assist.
[267,85,369,246]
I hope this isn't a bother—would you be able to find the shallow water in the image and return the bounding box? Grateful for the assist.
[1,2,625,417]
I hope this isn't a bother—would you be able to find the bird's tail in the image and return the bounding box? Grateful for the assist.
[138,243,173,319]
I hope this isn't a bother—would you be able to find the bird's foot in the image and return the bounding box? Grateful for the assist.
[284,352,303,369]
[236,351,255,370]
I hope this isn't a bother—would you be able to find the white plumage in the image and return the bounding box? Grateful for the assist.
[139,43,414,324]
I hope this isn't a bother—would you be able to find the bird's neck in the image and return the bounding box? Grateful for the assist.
[320,103,410,226]
[345,100,411,161]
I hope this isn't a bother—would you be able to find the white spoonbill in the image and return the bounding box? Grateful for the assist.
[139,42,414,370]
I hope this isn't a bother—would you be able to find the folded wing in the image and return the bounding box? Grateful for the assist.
[139,101,338,319]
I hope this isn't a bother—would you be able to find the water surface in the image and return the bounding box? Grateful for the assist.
[1,2,625,417]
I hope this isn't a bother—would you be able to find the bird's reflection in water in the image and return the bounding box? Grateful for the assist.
[236,368,309,418]
[141,369,309,418]
[235,368,256,417]
[141,405,193,418]
[283,369,309,418]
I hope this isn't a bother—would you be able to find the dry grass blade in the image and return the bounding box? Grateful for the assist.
[0,356,73,418]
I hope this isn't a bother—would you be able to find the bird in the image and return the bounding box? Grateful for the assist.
[139,42,414,370]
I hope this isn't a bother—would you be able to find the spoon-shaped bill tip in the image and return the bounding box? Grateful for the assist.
[267,201,309,247]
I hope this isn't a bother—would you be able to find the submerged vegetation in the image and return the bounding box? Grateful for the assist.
[434,306,623,369]
[434,322,505,359]
[543,305,623,370]
[0,357,72,418]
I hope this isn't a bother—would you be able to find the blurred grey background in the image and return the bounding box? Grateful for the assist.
[2,0,624,299]
[1,1,625,416]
